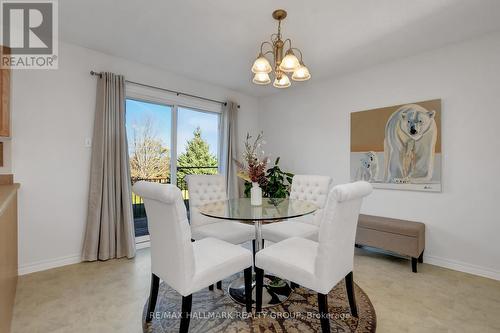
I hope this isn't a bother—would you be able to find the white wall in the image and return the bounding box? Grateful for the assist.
[12,42,260,274]
[13,33,500,279]
[259,32,500,280]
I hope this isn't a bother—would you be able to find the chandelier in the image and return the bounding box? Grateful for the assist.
[251,9,311,88]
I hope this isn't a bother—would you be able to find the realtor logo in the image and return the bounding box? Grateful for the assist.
[1,0,58,69]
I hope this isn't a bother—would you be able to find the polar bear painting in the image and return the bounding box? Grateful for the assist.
[350,99,441,192]
[355,151,379,182]
[384,104,437,183]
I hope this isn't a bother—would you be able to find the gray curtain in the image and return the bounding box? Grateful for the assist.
[82,72,136,261]
[220,101,239,199]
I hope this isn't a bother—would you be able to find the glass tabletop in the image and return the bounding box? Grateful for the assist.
[198,198,318,222]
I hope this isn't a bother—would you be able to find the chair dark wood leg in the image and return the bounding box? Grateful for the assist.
[317,293,331,333]
[291,282,300,289]
[244,267,253,313]
[345,271,358,318]
[418,251,424,263]
[216,281,222,290]
[146,273,160,323]
[255,267,264,313]
[262,239,265,249]
[180,295,192,333]
[412,257,418,273]
[208,284,214,291]
[252,240,256,267]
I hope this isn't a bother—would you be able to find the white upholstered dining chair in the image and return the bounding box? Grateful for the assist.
[262,175,332,243]
[255,181,372,333]
[132,181,253,333]
[187,175,256,290]
[186,175,255,244]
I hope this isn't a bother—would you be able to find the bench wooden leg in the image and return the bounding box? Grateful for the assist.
[411,257,418,273]
[418,251,424,263]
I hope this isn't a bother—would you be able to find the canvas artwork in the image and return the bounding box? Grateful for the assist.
[350,99,442,192]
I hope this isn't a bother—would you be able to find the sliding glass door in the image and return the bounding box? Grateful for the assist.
[176,107,219,198]
[125,98,220,239]
[126,99,172,238]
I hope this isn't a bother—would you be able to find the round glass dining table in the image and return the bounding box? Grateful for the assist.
[198,197,317,307]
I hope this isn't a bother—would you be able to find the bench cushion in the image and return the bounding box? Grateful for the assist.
[356,214,425,258]
[358,214,424,237]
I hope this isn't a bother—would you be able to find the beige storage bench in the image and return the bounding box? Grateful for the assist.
[355,214,425,272]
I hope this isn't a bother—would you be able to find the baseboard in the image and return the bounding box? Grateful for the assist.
[358,246,500,281]
[19,241,151,275]
[424,255,500,281]
[19,254,82,276]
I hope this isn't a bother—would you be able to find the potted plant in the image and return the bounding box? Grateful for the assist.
[263,157,294,198]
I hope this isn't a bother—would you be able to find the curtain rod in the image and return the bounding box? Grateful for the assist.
[90,71,240,108]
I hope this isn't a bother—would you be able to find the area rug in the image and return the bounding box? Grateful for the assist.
[142,275,376,332]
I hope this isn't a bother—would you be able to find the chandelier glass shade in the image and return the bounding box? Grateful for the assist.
[253,72,271,85]
[251,9,310,88]
[251,55,272,74]
[273,72,291,88]
[280,50,301,73]
[291,62,311,81]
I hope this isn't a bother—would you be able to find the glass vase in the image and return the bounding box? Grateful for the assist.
[251,182,262,206]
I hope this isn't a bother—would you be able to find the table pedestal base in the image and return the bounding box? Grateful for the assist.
[228,274,292,308]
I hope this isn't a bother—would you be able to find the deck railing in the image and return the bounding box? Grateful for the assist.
[131,176,170,220]
[131,166,218,222]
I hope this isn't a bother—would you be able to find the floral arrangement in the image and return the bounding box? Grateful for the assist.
[234,132,270,186]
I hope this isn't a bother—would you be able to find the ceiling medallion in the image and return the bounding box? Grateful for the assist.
[252,9,311,88]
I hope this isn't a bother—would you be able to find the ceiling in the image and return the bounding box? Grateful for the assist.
[60,0,500,97]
